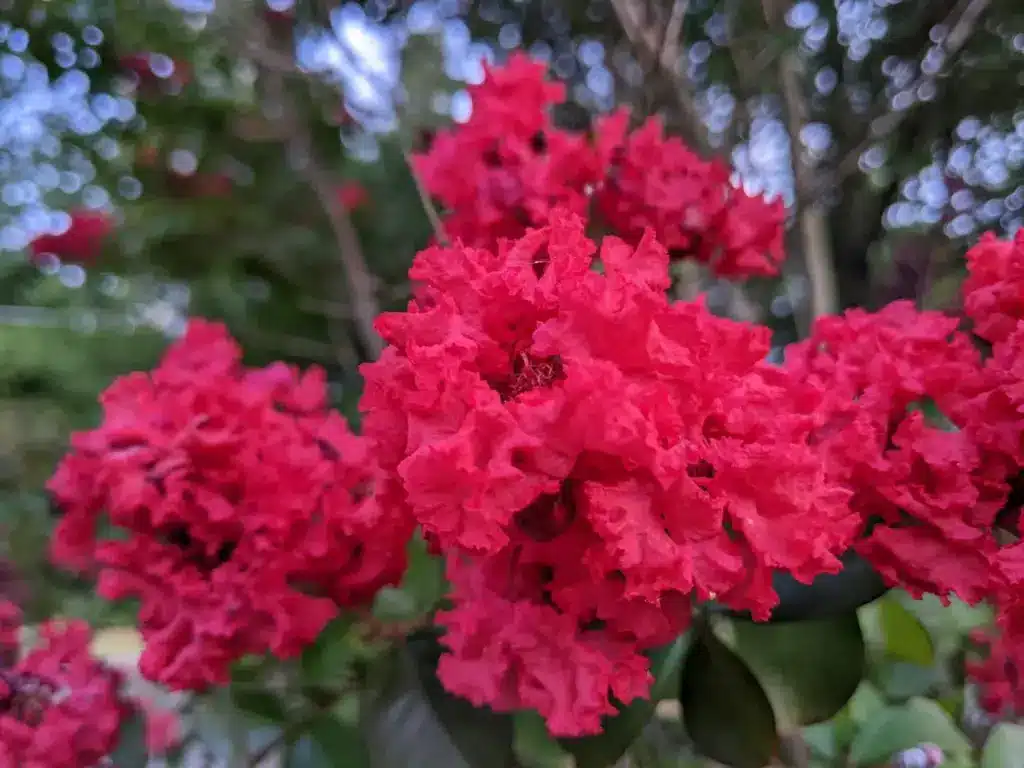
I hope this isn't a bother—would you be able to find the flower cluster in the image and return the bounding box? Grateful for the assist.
[39,43,1024,741]
[48,320,411,691]
[0,602,129,768]
[414,54,785,279]
[782,301,1003,603]
[415,54,601,250]
[30,209,114,266]
[956,230,1024,716]
[360,210,854,734]
[778,229,1024,718]
[593,110,786,278]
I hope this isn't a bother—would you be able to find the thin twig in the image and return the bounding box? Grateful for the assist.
[610,0,711,156]
[400,145,449,245]
[762,0,839,320]
[835,0,992,181]
[250,20,385,360]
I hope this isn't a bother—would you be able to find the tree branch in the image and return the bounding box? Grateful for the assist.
[609,0,712,156]
[835,0,992,181]
[250,21,385,361]
[761,0,839,321]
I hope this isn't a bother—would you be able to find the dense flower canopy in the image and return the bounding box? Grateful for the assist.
[48,320,411,690]
[415,53,785,280]
[359,209,855,734]
[32,38,1024,747]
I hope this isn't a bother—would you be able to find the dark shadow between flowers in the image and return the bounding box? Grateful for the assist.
[709,549,889,623]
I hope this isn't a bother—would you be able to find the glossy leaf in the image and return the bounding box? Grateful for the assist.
[289,713,372,768]
[802,723,838,762]
[231,688,290,724]
[833,682,887,750]
[879,596,935,667]
[560,633,692,768]
[718,551,888,623]
[679,624,779,768]
[108,710,149,766]
[980,723,1024,768]
[875,661,940,702]
[300,616,357,686]
[363,629,516,768]
[730,612,865,727]
[514,712,571,768]
[650,632,693,701]
[847,698,972,767]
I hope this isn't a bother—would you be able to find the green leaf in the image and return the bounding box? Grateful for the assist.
[981,723,1024,768]
[372,532,447,623]
[802,724,837,761]
[372,587,420,622]
[847,698,972,767]
[717,551,888,623]
[729,612,865,727]
[876,661,940,702]
[400,530,448,616]
[300,616,356,686]
[362,629,517,768]
[679,623,779,768]
[290,713,371,768]
[898,593,992,640]
[109,710,149,766]
[560,633,692,768]
[231,688,290,724]
[514,712,570,768]
[833,682,887,750]
[650,632,693,701]
[879,596,935,667]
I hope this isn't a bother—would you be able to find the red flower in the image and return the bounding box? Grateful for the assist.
[167,170,234,199]
[360,210,854,733]
[119,53,191,91]
[966,624,1022,718]
[414,54,602,249]
[29,209,114,266]
[0,608,129,768]
[464,52,566,141]
[264,6,294,27]
[962,229,1024,344]
[593,109,786,279]
[49,320,412,690]
[0,600,19,666]
[336,182,369,211]
[784,301,1004,602]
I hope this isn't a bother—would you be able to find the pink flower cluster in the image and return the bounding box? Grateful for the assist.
[49,321,411,691]
[360,210,853,733]
[44,49,1024,740]
[0,601,176,768]
[415,53,785,280]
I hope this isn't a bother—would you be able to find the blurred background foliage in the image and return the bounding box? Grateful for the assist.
[0,0,1021,763]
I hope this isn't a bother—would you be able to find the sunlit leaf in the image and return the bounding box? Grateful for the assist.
[729,613,865,727]
[847,698,972,767]
[980,723,1024,768]
[879,595,935,667]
